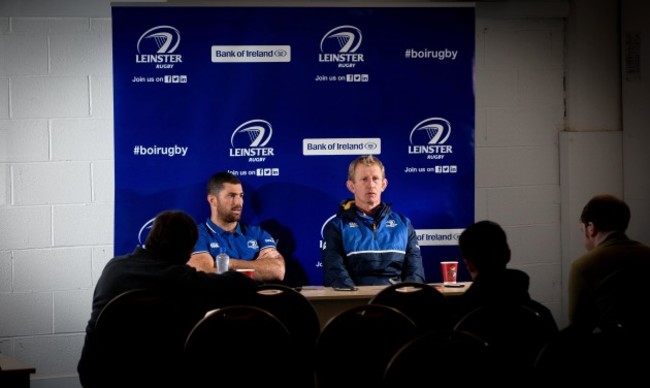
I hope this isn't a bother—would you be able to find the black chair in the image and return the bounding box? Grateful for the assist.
[314,304,419,388]
[253,283,321,351]
[251,283,321,387]
[526,299,559,330]
[594,266,650,334]
[382,329,489,387]
[183,304,299,388]
[534,267,650,387]
[534,324,649,386]
[453,302,559,381]
[369,281,451,333]
[89,288,200,388]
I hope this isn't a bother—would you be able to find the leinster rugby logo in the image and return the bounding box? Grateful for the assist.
[319,214,337,249]
[135,25,182,68]
[319,25,364,67]
[229,119,275,162]
[408,117,454,157]
[138,216,156,246]
[409,117,451,145]
[320,25,362,54]
[137,26,180,54]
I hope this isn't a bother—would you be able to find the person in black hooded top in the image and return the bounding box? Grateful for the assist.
[77,210,257,388]
[449,220,556,327]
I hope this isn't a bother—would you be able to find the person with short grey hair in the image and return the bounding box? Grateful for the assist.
[322,155,425,288]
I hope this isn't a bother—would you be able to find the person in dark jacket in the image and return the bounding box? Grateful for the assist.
[450,220,558,383]
[322,155,425,288]
[450,220,556,326]
[77,210,256,387]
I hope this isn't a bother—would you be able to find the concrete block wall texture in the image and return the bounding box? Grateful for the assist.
[474,14,564,326]
[2,1,648,387]
[1,4,115,387]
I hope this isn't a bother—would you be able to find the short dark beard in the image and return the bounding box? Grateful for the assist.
[223,213,240,223]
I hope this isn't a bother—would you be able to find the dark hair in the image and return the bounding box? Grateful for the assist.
[458,220,511,273]
[206,171,241,196]
[580,194,630,232]
[145,210,198,264]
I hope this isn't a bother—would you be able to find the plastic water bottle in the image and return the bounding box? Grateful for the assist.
[216,248,229,274]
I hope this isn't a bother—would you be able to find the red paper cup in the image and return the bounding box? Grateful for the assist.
[236,269,255,279]
[440,261,458,284]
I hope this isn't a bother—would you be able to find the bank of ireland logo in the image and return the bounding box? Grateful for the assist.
[229,119,275,162]
[318,25,365,67]
[135,25,182,66]
[408,117,454,157]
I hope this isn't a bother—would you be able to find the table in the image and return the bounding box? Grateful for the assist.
[0,354,36,388]
[300,282,471,328]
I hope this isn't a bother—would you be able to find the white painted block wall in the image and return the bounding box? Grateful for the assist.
[0,6,115,388]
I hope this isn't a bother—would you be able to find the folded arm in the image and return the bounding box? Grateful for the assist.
[230,247,285,282]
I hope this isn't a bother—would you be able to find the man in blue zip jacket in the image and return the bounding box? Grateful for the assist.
[322,155,425,288]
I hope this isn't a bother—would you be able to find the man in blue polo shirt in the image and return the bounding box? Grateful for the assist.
[188,171,285,282]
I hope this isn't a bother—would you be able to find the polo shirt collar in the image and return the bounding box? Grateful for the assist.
[205,218,243,236]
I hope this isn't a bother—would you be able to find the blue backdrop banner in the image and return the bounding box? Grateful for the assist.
[112,4,475,286]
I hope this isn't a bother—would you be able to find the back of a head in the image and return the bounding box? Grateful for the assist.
[459,220,511,273]
[145,210,198,264]
[580,194,630,232]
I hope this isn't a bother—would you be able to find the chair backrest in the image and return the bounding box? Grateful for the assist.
[534,324,649,385]
[525,299,559,331]
[315,304,419,388]
[251,283,321,388]
[183,304,297,388]
[453,302,558,378]
[252,283,321,351]
[382,329,490,387]
[91,288,199,388]
[369,281,451,333]
[594,266,650,334]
